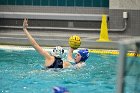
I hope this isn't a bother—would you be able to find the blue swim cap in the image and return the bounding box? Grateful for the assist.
[78,49,89,62]
[53,86,69,93]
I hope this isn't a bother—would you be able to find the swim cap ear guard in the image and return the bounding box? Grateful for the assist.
[52,46,64,58]
[78,49,89,62]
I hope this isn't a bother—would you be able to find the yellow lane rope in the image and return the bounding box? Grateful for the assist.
[88,49,140,57]
[0,45,140,57]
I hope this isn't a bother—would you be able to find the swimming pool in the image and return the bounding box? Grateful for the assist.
[0,46,139,93]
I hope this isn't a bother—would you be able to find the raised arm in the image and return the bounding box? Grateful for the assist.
[67,47,75,61]
[23,18,51,59]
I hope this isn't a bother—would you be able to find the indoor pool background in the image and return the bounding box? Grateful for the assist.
[0,47,139,93]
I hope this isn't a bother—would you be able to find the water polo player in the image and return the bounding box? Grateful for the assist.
[23,18,89,69]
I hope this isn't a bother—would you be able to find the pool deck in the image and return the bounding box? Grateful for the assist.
[0,29,138,49]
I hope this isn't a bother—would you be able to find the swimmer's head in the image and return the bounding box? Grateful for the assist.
[77,49,89,62]
[52,46,64,58]
[53,86,69,93]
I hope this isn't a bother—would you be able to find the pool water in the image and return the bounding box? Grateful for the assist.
[0,48,139,93]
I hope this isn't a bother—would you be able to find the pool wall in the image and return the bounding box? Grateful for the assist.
[0,0,140,49]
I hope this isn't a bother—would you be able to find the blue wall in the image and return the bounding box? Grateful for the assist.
[0,0,109,7]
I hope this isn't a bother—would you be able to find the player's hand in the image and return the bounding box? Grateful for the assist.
[23,18,28,30]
